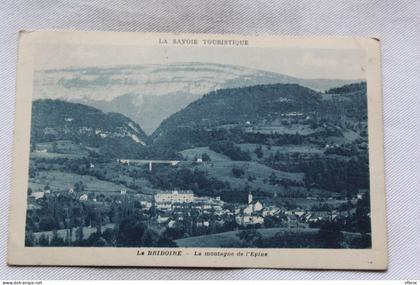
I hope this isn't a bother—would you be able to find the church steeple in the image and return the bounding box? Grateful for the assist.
[248,192,253,204]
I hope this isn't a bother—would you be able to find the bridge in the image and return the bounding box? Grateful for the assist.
[116,159,180,171]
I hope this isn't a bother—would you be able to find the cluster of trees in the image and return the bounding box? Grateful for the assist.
[324,143,358,156]
[147,127,235,159]
[243,132,305,146]
[144,166,231,198]
[31,100,149,159]
[300,156,370,194]
[325,82,366,95]
[148,166,250,204]
[308,194,371,246]
[262,144,369,196]
[267,172,294,188]
[154,84,321,138]
[112,215,175,247]
[25,189,146,239]
[26,213,177,247]
[254,145,264,158]
[29,156,112,180]
[236,229,325,248]
[231,167,245,178]
[323,82,368,121]
[236,218,370,249]
[209,141,251,161]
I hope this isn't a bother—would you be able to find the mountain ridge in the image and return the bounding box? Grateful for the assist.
[30,99,149,158]
[29,81,369,197]
[33,62,361,134]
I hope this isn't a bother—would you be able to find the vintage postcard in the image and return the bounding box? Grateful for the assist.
[8,31,387,269]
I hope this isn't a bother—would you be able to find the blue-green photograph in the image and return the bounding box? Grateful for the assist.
[25,45,371,249]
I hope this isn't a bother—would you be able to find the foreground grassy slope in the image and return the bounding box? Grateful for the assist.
[29,170,135,194]
[179,147,231,161]
[175,227,318,248]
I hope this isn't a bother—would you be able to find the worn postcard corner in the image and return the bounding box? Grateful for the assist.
[8,30,387,270]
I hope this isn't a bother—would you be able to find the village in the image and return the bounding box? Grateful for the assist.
[149,190,365,230]
[27,182,367,245]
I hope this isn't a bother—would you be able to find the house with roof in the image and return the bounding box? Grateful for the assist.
[243,192,263,214]
[140,201,152,210]
[262,206,281,217]
[79,194,88,201]
[196,217,210,228]
[31,191,45,200]
[235,192,265,226]
[167,220,176,228]
[154,190,194,210]
[157,215,170,224]
[235,214,264,226]
[308,211,332,222]
[285,213,300,227]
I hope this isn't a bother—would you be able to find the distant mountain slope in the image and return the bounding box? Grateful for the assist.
[149,83,322,157]
[322,82,368,121]
[33,62,359,134]
[31,100,148,158]
[154,83,321,132]
[148,81,369,196]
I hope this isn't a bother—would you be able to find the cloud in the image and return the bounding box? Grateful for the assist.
[300,51,339,68]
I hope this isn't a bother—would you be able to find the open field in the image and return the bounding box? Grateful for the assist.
[190,160,305,194]
[237,143,324,160]
[246,124,316,136]
[34,140,91,155]
[326,129,361,144]
[176,227,362,248]
[175,227,318,247]
[29,170,135,194]
[199,160,303,182]
[30,152,86,159]
[180,147,231,161]
[281,197,352,210]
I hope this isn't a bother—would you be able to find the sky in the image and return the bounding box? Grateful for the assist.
[35,44,366,80]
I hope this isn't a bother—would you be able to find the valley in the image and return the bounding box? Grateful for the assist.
[25,81,371,249]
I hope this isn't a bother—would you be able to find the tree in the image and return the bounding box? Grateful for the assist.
[93,237,109,247]
[201,153,211,162]
[237,229,262,247]
[157,237,177,247]
[351,234,371,248]
[39,216,57,231]
[38,234,50,246]
[264,216,282,228]
[209,141,251,161]
[269,172,277,185]
[76,225,84,243]
[117,216,148,247]
[317,221,344,248]
[102,228,116,245]
[74,181,85,192]
[355,193,371,235]
[141,229,159,246]
[50,230,66,246]
[52,141,58,153]
[248,175,256,182]
[254,145,263,158]
[25,231,35,246]
[162,227,185,241]
[232,167,244,178]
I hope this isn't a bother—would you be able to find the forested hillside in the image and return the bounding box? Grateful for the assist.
[31,100,148,158]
